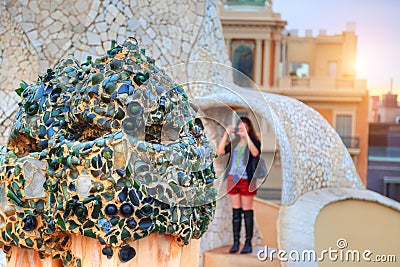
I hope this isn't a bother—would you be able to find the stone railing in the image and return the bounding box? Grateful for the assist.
[278,77,367,90]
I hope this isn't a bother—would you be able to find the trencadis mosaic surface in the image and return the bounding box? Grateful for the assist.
[0,38,217,266]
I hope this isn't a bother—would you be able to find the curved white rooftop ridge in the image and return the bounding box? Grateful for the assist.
[278,188,400,267]
[196,85,365,205]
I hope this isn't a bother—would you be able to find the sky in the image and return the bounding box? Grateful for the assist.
[273,0,400,95]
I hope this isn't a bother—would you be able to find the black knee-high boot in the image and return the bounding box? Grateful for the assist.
[229,208,242,253]
[240,209,253,254]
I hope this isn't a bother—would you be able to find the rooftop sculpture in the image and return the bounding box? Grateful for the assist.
[0,38,217,266]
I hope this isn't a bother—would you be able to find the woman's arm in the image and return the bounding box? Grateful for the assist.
[217,125,234,156]
[247,136,260,157]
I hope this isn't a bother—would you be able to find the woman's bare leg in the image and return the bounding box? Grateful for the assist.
[230,193,242,208]
[241,195,254,210]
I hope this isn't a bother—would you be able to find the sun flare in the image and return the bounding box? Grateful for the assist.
[356,57,368,79]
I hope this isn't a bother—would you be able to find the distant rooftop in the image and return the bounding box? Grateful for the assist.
[285,22,356,38]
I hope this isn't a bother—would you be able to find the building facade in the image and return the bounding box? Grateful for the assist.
[219,0,369,184]
[219,0,286,89]
[368,93,400,202]
[371,93,400,123]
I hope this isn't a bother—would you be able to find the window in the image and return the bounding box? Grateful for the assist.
[336,115,352,137]
[289,62,309,77]
[225,0,266,7]
[232,41,255,87]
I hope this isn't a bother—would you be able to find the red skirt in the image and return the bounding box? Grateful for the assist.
[227,174,257,196]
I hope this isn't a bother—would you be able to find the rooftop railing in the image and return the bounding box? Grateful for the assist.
[278,77,367,90]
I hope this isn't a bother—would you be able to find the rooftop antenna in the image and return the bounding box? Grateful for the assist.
[390,77,393,94]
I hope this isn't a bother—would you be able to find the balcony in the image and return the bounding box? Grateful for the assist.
[273,77,367,101]
[278,77,367,90]
[341,136,360,149]
[341,136,360,163]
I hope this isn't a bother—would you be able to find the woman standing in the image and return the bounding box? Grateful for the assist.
[217,117,261,254]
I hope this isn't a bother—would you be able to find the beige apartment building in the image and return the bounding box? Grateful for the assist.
[219,0,369,184]
[371,93,400,123]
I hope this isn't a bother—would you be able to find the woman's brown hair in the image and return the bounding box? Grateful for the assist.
[238,116,260,142]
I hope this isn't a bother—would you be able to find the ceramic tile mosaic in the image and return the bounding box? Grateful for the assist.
[0,38,217,266]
